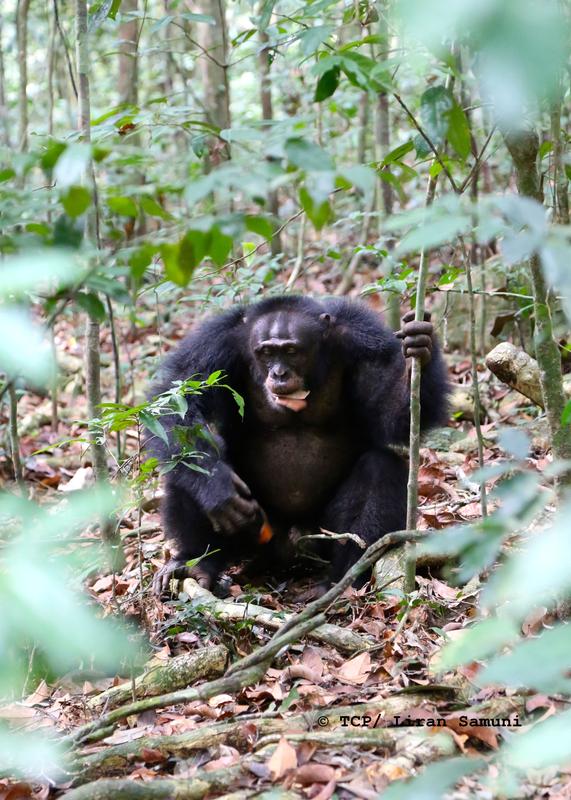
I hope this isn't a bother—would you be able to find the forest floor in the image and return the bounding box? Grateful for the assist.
[0,294,565,800]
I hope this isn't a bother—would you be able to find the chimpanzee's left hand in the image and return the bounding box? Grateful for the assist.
[396,310,434,366]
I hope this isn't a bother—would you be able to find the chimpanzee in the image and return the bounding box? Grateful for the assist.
[149,295,449,594]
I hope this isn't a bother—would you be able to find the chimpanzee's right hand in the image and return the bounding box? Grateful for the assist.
[206,471,261,535]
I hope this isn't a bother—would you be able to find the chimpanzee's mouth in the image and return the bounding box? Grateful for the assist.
[272,389,310,412]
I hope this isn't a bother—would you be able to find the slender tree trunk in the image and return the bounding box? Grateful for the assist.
[16,0,31,152]
[405,64,455,591]
[197,0,231,166]
[51,331,59,433]
[118,0,138,106]
[405,175,438,530]
[159,0,173,97]
[503,127,571,463]
[0,15,10,146]
[375,6,399,329]
[258,19,281,255]
[8,384,23,488]
[357,93,369,164]
[75,0,124,566]
[550,92,570,225]
[47,5,57,136]
[460,238,488,517]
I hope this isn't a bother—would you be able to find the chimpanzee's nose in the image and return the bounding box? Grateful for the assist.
[272,365,287,379]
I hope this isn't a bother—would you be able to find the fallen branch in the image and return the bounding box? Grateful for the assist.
[73,694,523,791]
[225,529,424,678]
[68,529,423,746]
[67,621,321,746]
[75,694,458,781]
[88,645,228,712]
[63,765,244,800]
[181,579,370,653]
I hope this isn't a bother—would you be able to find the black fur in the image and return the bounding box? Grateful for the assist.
[148,296,449,587]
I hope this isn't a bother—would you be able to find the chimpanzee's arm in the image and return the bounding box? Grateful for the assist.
[147,308,259,532]
[324,299,449,446]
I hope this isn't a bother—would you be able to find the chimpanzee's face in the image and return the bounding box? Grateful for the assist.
[249,312,323,412]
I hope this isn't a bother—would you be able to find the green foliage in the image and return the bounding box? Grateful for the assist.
[61,185,92,218]
[99,372,244,475]
[0,490,135,776]
[397,0,567,126]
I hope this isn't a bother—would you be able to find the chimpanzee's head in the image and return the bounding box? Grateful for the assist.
[247,309,332,412]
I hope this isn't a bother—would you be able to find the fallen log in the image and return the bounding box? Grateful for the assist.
[63,765,244,800]
[88,646,228,712]
[486,342,571,406]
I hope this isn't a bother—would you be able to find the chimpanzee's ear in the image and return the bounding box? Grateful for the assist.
[319,312,336,337]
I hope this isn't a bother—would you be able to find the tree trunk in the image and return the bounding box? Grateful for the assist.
[258,19,281,255]
[0,15,10,146]
[118,0,138,106]
[374,6,399,329]
[16,0,31,152]
[197,0,231,166]
[503,127,571,463]
[47,3,57,136]
[8,384,23,487]
[357,92,369,164]
[550,93,570,225]
[75,0,124,566]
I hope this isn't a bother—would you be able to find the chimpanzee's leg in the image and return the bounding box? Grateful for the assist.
[154,480,257,595]
[320,448,408,584]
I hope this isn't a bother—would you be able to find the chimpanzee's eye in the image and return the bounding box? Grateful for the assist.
[261,346,272,357]
[286,346,298,356]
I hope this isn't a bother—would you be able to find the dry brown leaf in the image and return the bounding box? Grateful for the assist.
[297,741,318,765]
[378,763,409,781]
[22,681,51,707]
[283,664,322,683]
[525,694,554,713]
[204,751,240,772]
[140,747,168,765]
[0,704,39,722]
[431,580,458,601]
[91,575,114,593]
[301,646,325,677]
[268,736,298,779]
[0,782,37,800]
[310,778,336,800]
[0,784,31,800]
[103,726,151,745]
[445,715,499,750]
[336,652,372,685]
[294,764,335,785]
[208,693,234,707]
